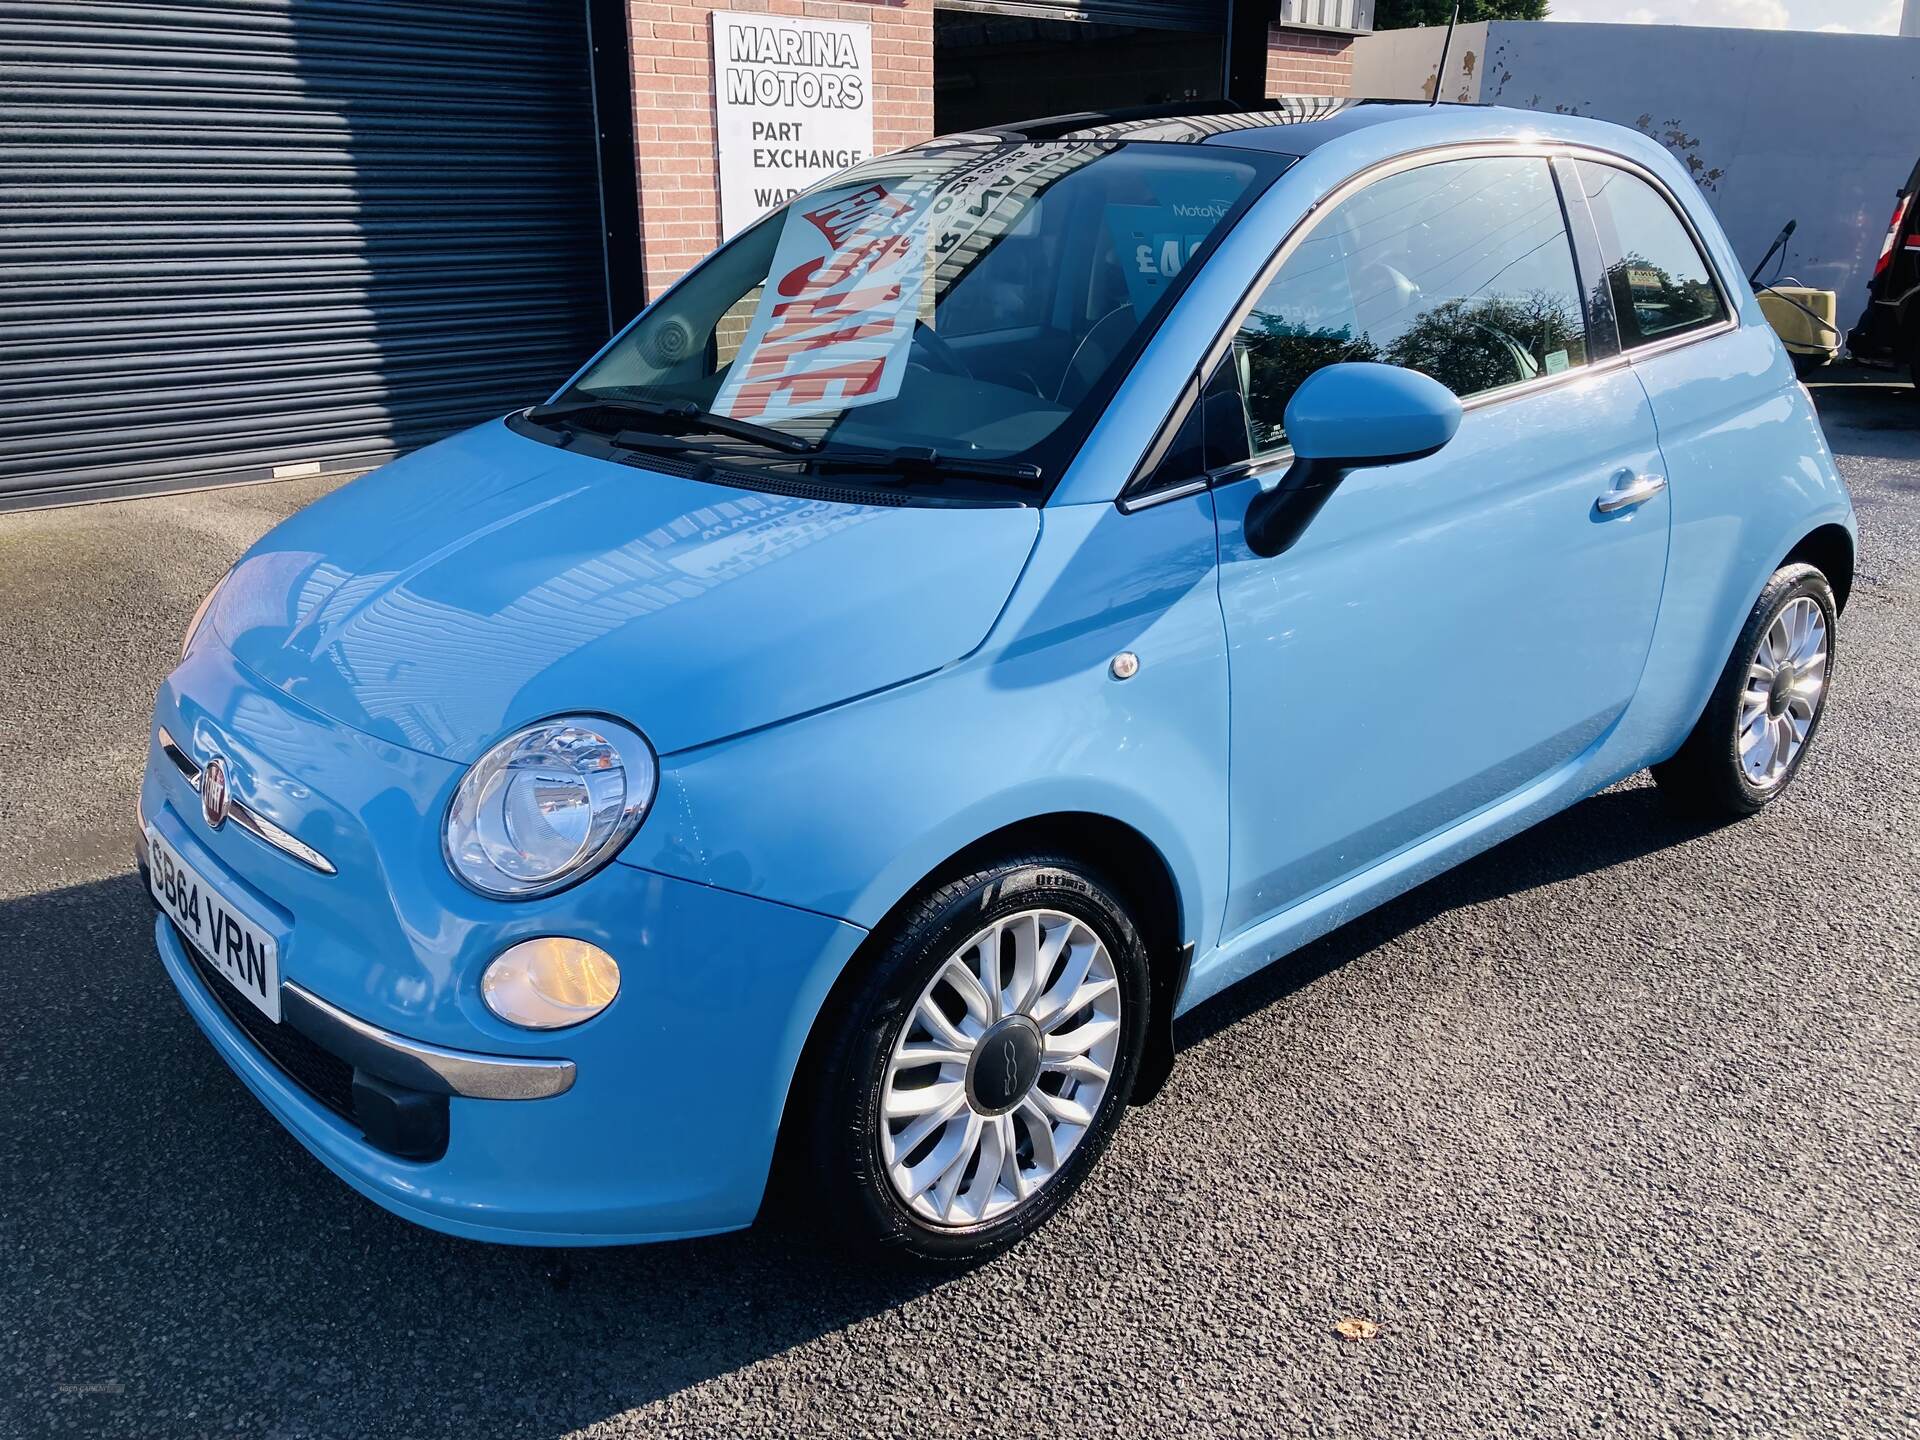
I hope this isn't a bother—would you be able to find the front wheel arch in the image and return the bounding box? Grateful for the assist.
[826,811,1186,1079]
[765,813,1190,1223]
[915,814,1191,1105]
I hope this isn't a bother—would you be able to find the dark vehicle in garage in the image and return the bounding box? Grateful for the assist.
[1849,155,1920,389]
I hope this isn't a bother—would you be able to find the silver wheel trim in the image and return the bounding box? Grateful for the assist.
[879,908,1122,1227]
[1740,595,1829,789]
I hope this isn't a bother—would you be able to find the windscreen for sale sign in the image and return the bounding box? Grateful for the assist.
[713,145,1107,428]
[712,179,933,425]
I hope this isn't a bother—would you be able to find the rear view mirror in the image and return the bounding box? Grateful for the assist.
[1244,363,1463,559]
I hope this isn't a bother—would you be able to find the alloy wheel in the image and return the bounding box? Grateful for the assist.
[1740,595,1829,788]
[878,908,1122,1227]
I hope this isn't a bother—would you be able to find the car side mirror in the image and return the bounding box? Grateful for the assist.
[1243,363,1463,559]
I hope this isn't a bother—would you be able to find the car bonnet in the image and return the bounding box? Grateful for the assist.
[207,419,1041,761]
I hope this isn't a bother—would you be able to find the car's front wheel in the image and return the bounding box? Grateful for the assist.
[798,856,1149,1261]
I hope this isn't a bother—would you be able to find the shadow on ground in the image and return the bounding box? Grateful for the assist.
[0,780,1714,1439]
[1175,783,1718,1048]
[1,870,943,1438]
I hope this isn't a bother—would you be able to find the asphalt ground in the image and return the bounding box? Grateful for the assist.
[2,371,1916,1438]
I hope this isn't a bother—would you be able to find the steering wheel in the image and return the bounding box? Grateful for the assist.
[909,320,973,379]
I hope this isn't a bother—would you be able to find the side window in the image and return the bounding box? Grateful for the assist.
[1233,156,1590,454]
[1574,160,1727,347]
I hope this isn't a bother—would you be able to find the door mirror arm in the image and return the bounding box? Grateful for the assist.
[1243,363,1463,559]
[1245,445,1452,559]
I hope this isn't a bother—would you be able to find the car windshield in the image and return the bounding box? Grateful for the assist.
[552,141,1283,491]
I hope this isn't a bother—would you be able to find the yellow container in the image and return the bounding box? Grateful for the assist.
[1758,286,1841,364]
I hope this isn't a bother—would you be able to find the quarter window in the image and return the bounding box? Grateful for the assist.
[1574,160,1726,347]
[1229,156,1591,455]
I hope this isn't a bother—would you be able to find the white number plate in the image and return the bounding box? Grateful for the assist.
[147,825,281,1022]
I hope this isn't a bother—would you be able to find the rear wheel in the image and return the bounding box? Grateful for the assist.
[1652,564,1836,817]
[798,856,1149,1261]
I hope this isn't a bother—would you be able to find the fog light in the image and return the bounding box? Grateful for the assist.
[481,938,620,1030]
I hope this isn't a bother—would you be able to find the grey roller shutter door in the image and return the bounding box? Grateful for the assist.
[934,1,1226,32]
[0,0,610,509]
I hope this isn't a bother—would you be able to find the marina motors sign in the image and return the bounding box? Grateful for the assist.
[713,11,874,239]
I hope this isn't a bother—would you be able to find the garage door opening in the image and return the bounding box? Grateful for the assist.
[934,8,1227,135]
[0,0,630,512]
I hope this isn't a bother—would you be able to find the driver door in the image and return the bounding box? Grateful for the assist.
[1194,154,1672,941]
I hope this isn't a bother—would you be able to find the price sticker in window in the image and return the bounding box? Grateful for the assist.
[1105,171,1239,315]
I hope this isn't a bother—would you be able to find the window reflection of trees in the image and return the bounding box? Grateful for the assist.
[1573,160,1726,346]
[1230,157,1592,450]
[1240,287,1585,451]
[1609,254,1720,340]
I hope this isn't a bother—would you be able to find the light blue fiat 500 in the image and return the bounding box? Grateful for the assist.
[143,101,1855,1260]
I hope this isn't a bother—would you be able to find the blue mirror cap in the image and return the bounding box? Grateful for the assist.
[1282,362,1464,464]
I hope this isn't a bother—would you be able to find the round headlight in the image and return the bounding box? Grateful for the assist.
[443,716,655,898]
[482,937,620,1029]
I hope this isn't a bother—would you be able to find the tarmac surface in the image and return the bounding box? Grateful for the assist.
[1,372,1915,1438]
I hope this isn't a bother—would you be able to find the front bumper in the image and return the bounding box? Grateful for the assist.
[140,853,573,1162]
[144,642,867,1246]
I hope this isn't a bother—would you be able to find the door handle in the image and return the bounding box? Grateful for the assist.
[1595,471,1667,513]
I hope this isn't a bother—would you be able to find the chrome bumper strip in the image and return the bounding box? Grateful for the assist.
[283,983,577,1101]
[157,726,338,875]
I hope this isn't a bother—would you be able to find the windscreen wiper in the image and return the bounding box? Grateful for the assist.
[526,396,812,454]
[802,446,1044,489]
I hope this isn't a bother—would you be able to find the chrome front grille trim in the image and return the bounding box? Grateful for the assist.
[156,726,338,876]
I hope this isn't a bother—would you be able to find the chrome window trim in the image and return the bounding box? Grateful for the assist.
[1116,475,1212,513]
[157,725,338,876]
[1117,350,1663,513]
[1120,139,1743,514]
[1623,314,1739,363]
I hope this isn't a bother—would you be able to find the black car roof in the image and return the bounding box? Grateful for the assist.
[929,98,1481,157]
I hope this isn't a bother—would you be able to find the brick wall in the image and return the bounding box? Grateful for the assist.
[1265,25,1355,97]
[626,0,933,299]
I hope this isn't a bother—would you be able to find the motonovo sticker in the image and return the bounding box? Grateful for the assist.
[1105,169,1245,317]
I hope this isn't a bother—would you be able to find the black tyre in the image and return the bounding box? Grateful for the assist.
[797,855,1149,1262]
[1652,563,1837,817]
